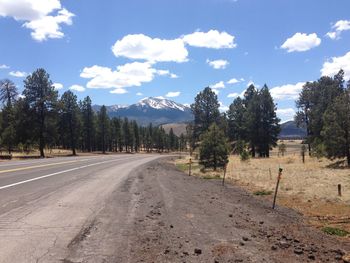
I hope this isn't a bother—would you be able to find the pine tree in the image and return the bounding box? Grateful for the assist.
[243,85,260,157]
[191,87,220,141]
[227,97,246,142]
[199,124,230,170]
[257,85,280,157]
[80,96,95,152]
[169,128,176,151]
[296,70,345,155]
[98,105,109,154]
[0,79,18,154]
[60,91,81,155]
[321,90,350,165]
[23,69,58,157]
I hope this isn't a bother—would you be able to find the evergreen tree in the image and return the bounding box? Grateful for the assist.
[191,87,220,141]
[98,105,109,154]
[296,70,345,155]
[60,91,81,155]
[257,85,280,157]
[199,124,230,170]
[227,97,246,142]
[81,96,95,152]
[321,90,350,165]
[169,128,176,151]
[23,69,58,157]
[243,85,260,157]
[0,79,18,154]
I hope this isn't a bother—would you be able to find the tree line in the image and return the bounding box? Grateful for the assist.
[0,68,185,157]
[189,85,280,170]
[295,69,350,165]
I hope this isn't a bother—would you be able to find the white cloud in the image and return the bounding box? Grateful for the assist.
[70,84,85,92]
[81,62,174,90]
[281,33,321,52]
[183,30,236,49]
[211,81,225,89]
[206,59,229,69]
[110,88,127,94]
[136,92,143,96]
[9,71,27,77]
[0,64,9,69]
[23,8,74,42]
[112,34,188,63]
[227,77,244,84]
[326,20,350,40]
[157,69,178,78]
[165,91,181,98]
[227,92,239,98]
[219,101,229,112]
[53,82,63,90]
[321,51,350,80]
[246,80,259,88]
[276,108,296,122]
[270,82,306,100]
[0,0,74,41]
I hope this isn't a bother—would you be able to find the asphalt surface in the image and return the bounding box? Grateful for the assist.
[0,155,349,263]
[0,154,162,263]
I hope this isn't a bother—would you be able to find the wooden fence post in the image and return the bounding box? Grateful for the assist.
[272,168,283,209]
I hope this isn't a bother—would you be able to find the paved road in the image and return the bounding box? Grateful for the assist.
[0,156,349,263]
[0,154,162,263]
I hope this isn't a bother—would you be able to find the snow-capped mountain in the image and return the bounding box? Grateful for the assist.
[93,97,193,125]
[136,97,188,111]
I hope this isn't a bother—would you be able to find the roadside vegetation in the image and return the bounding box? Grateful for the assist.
[177,69,350,239]
[0,69,186,158]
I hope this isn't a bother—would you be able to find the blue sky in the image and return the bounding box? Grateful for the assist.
[0,0,350,121]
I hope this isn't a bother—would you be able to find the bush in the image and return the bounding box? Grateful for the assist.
[240,149,250,161]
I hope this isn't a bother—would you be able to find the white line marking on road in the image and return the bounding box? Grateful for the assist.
[0,157,133,191]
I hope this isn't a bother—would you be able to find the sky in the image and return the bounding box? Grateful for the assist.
[0,0,350,122]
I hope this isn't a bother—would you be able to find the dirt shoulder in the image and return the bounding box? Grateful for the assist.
[65,157,349,262]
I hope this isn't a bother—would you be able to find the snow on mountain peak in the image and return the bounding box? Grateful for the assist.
[137,97,188,111]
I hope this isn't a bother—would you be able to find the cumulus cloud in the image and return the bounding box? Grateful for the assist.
[165,91,181,98]
[246,80,259,88]
[157,69,178,78]
[183,30,236,49]
[110,88,127,94]
[270,82,306,100]
[276,108,296,122]
[81,62,176,90]
[281,33,321,52]
[0,64,10,69]
[210,81,225,94]
[112,34,188,63]
[219,102,229,112]
[70,84,85,92]
[0,0,74,41]
[53,82,63,90]
[227,92,239,98]
[227,77,244,84]
[211,81,225,89]
[321,51,350,80]
[9,71,27,77]
[206,59,229,69]
[326,20,350,40]
[136,92,143,96]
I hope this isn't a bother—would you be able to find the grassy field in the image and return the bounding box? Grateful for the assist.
[176,140,350,237]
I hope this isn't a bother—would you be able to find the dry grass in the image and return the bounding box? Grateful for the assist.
[176,140,350,236]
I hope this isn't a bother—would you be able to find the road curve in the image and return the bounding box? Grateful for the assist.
[0,154,162,263]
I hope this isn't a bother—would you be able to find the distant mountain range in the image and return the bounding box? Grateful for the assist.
[93,97,193,126]
[279,121,307,139]
[93,98,306,138]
